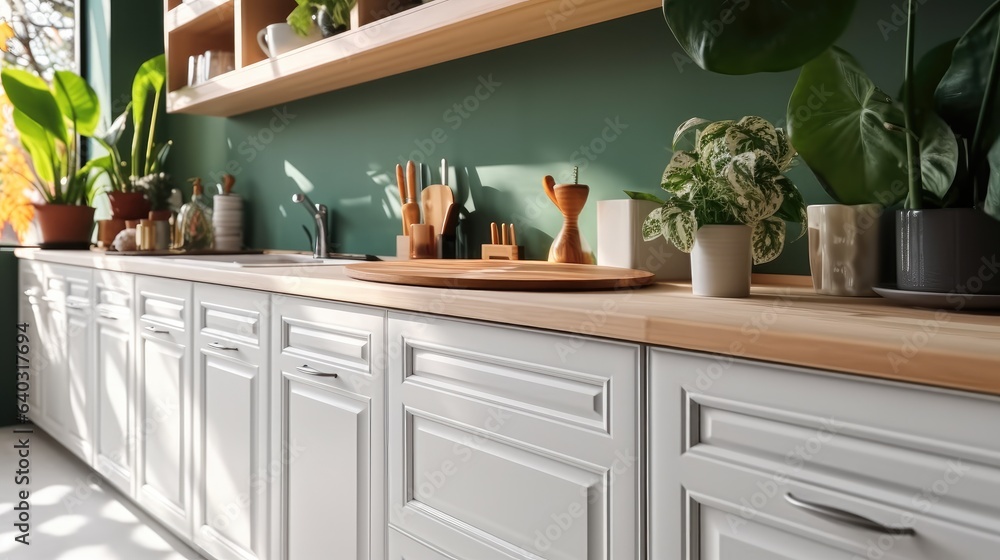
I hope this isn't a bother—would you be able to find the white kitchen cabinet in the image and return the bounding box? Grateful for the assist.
[192,284,271,560]
[648,347,1000,560]
[17,261,45,424]
[34,264,95,464]
[388,313,641,560]
[271,296,386,560]
[93,271,135,496]
[135,275,194,538]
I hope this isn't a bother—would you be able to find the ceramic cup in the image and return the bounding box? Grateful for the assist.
[808,204,882,297]
[257,23,322,58]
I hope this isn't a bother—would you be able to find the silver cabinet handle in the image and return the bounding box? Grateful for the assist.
[98,309,118,320]
[209,341,238,351]
[66,301,91,310]
[144,326,169,334]
[784,493,915,536]
[296,365,338,378]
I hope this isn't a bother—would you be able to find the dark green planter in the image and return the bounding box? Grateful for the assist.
[896,208,1000,294]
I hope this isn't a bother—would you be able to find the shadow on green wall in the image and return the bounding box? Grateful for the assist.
[163,2,993,273]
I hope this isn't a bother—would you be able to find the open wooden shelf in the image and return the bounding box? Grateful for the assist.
[165,0,234,33]
[165,0,658,117]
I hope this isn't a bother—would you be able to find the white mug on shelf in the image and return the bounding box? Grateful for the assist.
[257,23,322,58]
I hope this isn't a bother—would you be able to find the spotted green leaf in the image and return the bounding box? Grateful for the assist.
[752,216,786,265]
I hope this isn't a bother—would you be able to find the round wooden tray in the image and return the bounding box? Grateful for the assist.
[345,260,655,291]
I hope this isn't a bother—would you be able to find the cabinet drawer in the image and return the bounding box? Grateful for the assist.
[137,277,191,332]
[649,347,1000,558]
[46,264,93,308]
[389,313,640,560]
[685,456,1000,560]
[94,271,133,321]
[195,284,268,351]
[273,296,384,388]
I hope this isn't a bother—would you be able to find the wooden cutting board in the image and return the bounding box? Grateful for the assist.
[345,260,655,291]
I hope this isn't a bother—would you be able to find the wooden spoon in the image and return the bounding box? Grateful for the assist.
[395,164,407,234]
[402,161,421,233]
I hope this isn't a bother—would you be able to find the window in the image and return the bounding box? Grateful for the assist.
[0,0,78,244]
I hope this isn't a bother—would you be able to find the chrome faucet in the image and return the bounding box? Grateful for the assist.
[292,193,328,258]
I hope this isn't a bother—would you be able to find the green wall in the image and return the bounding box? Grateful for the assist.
[161,1,992,273]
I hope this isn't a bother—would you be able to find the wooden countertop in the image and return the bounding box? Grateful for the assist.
[15,249,1000,396]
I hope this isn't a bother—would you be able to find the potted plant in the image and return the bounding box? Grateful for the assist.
[0,67,103,245]
[93,54,170,221]
[636,116,806,297]
[662,0,1000,297]
[288,0,357,38]
[785,2,1000,295]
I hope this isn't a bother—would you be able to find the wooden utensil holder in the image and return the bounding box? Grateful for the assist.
[481,244,522,260]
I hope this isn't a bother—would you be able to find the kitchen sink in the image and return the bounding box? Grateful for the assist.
[156,253,368,267]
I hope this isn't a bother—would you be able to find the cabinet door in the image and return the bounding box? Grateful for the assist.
[93,271,135,495]
[42,264,94,463]
[192,284,271,560]
[135,275,193,538]
[388,313,640,560]
[64,299,95,462]
[271,297,385,560]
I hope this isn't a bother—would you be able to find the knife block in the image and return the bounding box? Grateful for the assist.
[481,244,522,260]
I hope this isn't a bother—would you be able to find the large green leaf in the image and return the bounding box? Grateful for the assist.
[52,70,100,137]
[132,54,166,134]
[935,0,1000,151]
[788,48,910,205]
[12,108,56,186]
[1,68,67,145]
[662,0,857,75]
[918,111,960,200]
[987,138,1000,221]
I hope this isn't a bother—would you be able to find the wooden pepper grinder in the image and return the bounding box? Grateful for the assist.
[544,167,593,264]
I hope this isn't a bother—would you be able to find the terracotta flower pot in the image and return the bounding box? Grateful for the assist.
[33,204,96,245]
[107,191,151,220]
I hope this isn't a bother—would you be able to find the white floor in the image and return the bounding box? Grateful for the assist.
[0,427,205,560]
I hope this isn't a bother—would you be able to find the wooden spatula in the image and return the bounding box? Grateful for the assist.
[421,158,455,234]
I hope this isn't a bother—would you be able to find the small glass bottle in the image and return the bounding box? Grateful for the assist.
[175,178,215,250]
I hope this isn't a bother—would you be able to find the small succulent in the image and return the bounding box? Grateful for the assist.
[134,172,173,212]
[629,116,807,264]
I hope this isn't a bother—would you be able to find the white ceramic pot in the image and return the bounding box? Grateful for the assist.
[807,204,882,297]
[596,199,691,281]
[691,225,752,298]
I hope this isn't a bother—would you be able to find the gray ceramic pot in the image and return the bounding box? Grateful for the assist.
[896,208,1000,294]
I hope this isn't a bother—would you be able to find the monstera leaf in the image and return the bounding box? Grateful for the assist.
[788,48,958,206]
[935,0,1000,154]
[662,0,857,75]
